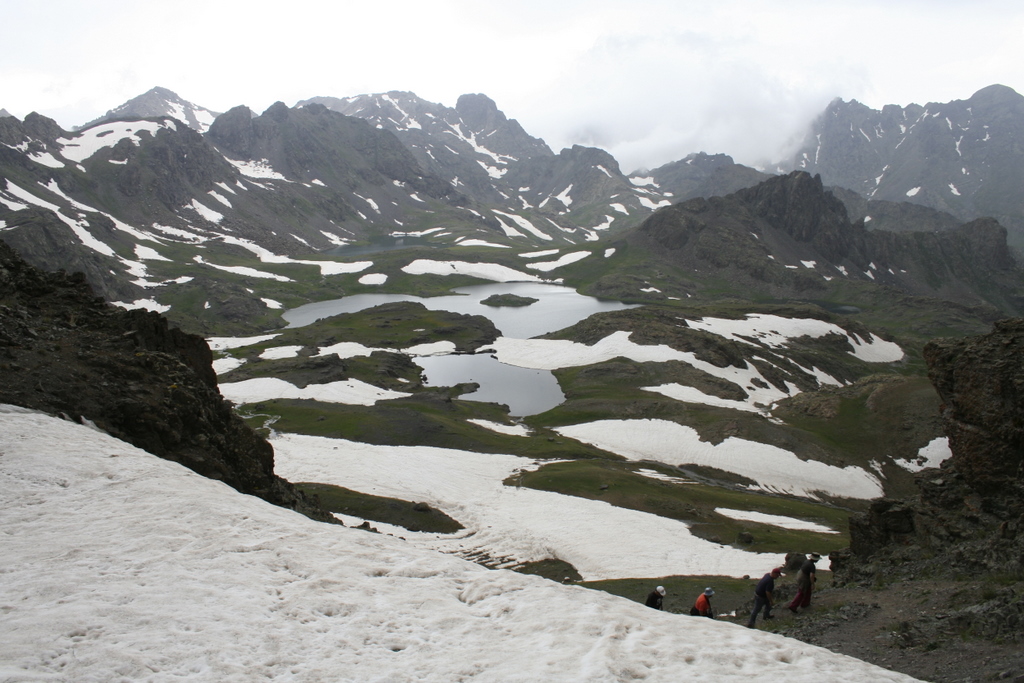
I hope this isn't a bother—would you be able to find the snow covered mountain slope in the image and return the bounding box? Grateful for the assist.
[1,93,661,310]
[303,91,672,240]
[0,404,920,682]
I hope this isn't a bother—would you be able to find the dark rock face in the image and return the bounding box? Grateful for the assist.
[734,170,857,259]
[841,319,1024,579]
[0,239,335,524]
[208,100,460,204]
[925,319,1024,485]
[627,171,1024,315]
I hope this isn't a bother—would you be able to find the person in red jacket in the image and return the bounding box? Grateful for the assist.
[690,587,714,618]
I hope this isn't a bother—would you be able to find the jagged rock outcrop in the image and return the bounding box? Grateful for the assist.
[0,238,335,523]
[841,319,1024,576]
[831,320,1024,647]
[925,318,1024,486]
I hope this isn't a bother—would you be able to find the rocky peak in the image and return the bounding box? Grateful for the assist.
[558,144,622,172]
[262,101,291,123]
[21,112,66,145]
[80,86,221,133]
[968,83,1024,108]
[207,104,256,156]
[734,171,858,261]
[455,93,505,132]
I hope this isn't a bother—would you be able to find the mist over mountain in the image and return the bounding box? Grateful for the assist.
[777,84,1024,247]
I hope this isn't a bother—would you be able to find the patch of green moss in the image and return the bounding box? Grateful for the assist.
[295,482,463,533]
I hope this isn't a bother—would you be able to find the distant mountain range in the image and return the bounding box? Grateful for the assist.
[777,84,1024,247]
[2,84,1024,334]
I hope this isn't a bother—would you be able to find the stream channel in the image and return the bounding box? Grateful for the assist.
[282,282,637,416]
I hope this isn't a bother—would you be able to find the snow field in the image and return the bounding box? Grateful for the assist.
[684,313,904,363]
[272,432,782,580]
[0,406,920,682]
[401,259,543,283]
[57,120,176,163]
[554,419,883,500]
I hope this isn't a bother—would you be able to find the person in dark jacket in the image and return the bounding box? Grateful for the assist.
[747,567,783,628]
[690,587,714,618]
[645,585,666,610]
[788,553,820,613]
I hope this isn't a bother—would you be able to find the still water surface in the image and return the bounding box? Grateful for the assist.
[283,282,635,338]
[415,353,565,417]
[282,282,637,416]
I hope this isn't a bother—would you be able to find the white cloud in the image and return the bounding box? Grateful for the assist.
[1,0,1021,171]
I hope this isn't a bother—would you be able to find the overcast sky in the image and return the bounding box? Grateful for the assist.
[2,0,1022,172]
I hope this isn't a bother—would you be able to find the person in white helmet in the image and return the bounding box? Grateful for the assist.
[645,585,666,610]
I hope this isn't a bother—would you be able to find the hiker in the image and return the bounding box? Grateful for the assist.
[690,587,714,618]
[788,553,820,613]
[645,585,666,610]
[747,567,783,628]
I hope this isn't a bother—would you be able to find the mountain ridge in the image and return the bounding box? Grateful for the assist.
[778,84,1024,247]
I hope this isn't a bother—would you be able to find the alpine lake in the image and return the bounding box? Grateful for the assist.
[282,282,637,416]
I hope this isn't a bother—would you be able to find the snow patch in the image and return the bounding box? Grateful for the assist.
[111,298,171,313]
[715,509,839,534]
[358,273,388,285]
[223,157,288,180]
[402,259,543,283]
[467,419,531,436]
[259,345,303,360]
[220,377,410,406]
[525,251,590,272]
[895,437,953,472]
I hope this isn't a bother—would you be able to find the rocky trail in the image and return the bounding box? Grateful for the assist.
[731,578,1024,682]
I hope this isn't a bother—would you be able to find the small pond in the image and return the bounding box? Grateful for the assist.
[415,353,564,417]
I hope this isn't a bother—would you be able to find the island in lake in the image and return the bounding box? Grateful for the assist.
[480,294,539,307]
